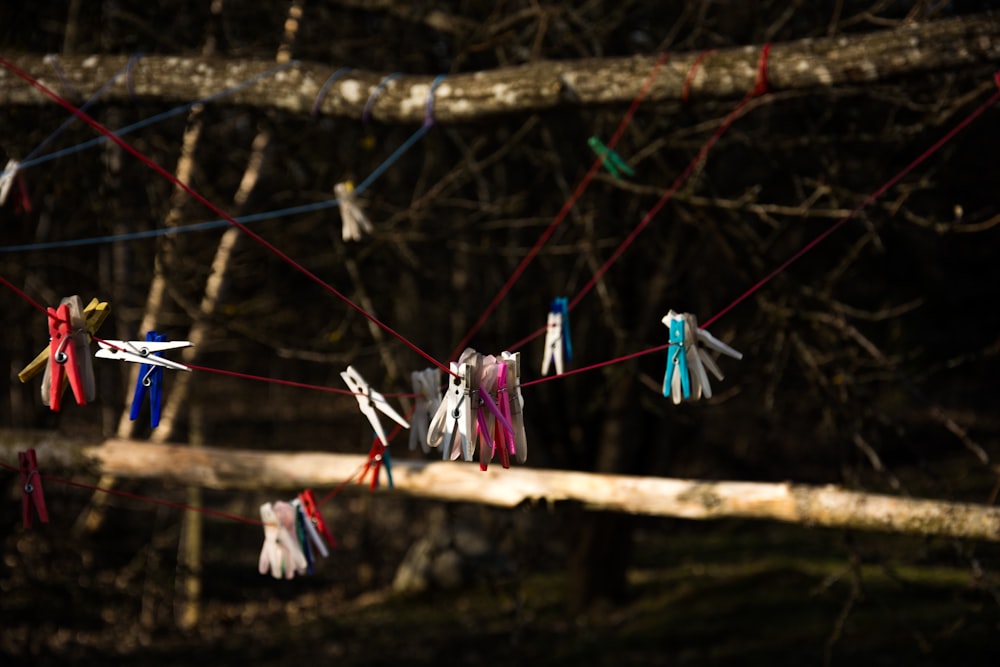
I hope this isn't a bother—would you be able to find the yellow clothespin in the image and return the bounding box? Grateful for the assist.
[18,297,110,384]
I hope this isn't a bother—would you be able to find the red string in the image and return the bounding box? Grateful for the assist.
[522,77,1000,384]
[0,57,453,378]
[0,461,263,525]
[681,49,716,104]
[448,52,671,360]
[509,45,773,353]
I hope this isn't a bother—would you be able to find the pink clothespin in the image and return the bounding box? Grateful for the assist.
[475,355,515,471]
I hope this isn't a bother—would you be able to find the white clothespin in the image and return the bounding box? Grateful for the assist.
[501,350,529,464]
[409,368,442,453]
[661,310,742,404]
[292,497,329,560]
[340,365,409,448]
[428,349,480,462]
[334,180,373,242]
[0,159,19,206]
[541,297,571,376]
[95,337,193,372]
[258,502,306,579]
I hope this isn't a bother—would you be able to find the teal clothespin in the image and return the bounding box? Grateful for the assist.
[662,312,691,402]
[587,136,635,180]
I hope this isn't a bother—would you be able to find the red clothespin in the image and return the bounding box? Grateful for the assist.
[43,297,96,411]
[18,449,49,529]
[298,489,337,549]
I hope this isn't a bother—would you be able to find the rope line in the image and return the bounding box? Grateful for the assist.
[0,57,453,376]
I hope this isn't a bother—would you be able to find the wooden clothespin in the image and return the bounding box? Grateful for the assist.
[18,448,49,529]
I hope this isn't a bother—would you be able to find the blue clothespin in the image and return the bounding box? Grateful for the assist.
[293,500,316,575]
[541,297,572,376]
[661,310,743,404]
[130,332,166,427]
[662,311,691,402]
[96,331,193,427]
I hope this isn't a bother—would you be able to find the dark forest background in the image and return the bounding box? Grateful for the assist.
[1,1,999,665]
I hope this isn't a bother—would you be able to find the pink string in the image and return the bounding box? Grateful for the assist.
[0,57,454,378]
[449,52,671,359]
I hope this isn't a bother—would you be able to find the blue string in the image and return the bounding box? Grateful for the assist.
[311,67,351,118]
[361,73,401,124]
[2,60,298,179]
[18,58,132,165]
[0,71,448,254]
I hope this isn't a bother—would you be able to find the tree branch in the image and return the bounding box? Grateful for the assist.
[2,429,998,542]
[1,14,998,122]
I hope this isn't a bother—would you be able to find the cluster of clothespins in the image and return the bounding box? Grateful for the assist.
[17,295,192,425]
[258,489,337,579]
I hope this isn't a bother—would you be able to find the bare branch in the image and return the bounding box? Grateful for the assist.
[2,14,997,122]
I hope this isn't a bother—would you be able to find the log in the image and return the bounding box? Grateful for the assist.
[1,429,998,542]
[1,14,998,122]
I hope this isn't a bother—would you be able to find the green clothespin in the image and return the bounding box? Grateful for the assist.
[587,136,635,180]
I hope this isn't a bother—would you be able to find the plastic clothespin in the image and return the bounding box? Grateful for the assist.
[409,368,442,453]
[427,361,469,461]
[292,497,329,574]
[334,180,373,242]
[476,356,516,471]
[541,297,572,376]
[18,297,110,386]
[661,310,742,404]
[42,296,97,411]
[95,331,193,428]
[0,158,19,206]
[500,351,529,464]
[298,489,336,550]
[340,366,410,449]
[492,359,518,469]
[427,349,481,462]
[359,434,395,490]
[18,449,49,529]
[258,502,308,579]
[587,136,635,180]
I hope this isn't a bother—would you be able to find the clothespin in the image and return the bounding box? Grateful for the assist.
[428,349,481,462]
[475,356,516,471]
[340,365,409,449]
[541,297,572,376]
[409,368,442,453]
[492,359,517,469]
[298,488,336,549]
[587,136,635,180]
[292,497,328,574]
[334,180,373,242]
[661,310,742,404]
[18,448,49,529]
[0,158,19,206]
[41,296,97,411]
[500,351,529,464]
[18,297,110,385]
[95,331,193,428]
[258,501,307,579]
[361,438,395,489]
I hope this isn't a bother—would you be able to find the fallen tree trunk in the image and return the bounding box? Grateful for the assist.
[1,14,998,122]
[2,429,998,542]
